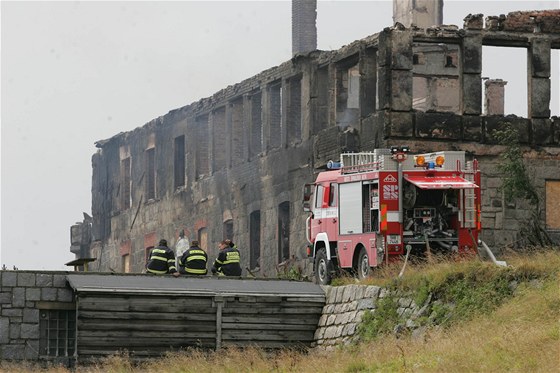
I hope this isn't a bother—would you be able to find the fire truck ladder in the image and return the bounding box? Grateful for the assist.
[341,152,379,174]
[462,161,477,228]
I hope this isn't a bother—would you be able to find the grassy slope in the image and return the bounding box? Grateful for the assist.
[2,251,559,373]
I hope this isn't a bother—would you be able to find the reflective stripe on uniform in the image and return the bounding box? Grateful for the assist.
[185,268,207,274]
[186,255,207,262]
[147,268,167,274]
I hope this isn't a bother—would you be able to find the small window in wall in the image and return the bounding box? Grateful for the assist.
[231,98,245,165]
[198,227,208,252]
[269,82,282,150]
[336,60,360,127]
[146,147,156,200]
[250,210,261,270]
[174,135,185,188]
[482,46,526,117]
[315,66,329,132]
[249,90,263,158]
[223,219,234,241]
[120,240,131,273]
[552,50,559,117]
[213,107,227,171]
[122,254,130,273]
[39,309,76,358]
[195,115,210,179]
[287,76,302,144]
[546,180,560,230]
[412,43,460,113]
[278,202,290,263]
[120,157,131,210]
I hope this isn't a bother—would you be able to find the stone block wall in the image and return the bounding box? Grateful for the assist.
[0,271,75,361]
[314,284,423,349]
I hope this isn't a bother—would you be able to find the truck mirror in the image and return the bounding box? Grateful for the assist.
[303,184,313,212]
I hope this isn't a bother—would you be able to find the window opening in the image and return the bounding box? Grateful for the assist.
[223,219,234,241]
[482,46,527,117]
[146,148,156,200]
[174,135,185,188]
[198,227,208,252]
[250,211,261,270]
[278,202,290,263]
[39,309,76,358]
[120,157,131,210]
[412,43,460,113]
[269,82,282,149]
[249,90,263,158]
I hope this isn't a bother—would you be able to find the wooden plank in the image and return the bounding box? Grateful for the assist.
[221,322,316,331]
[222,306,323,315]
[221,315,319,325]
[226,299,322,307]
[222,340,310,349]
[79,295,214,305]
[77,322,216,333]
[222,314,321,325]
[78,297,214,310]
[221,332,315,342]
[78,310,217,322]
[284,297,325,303]
[77,337,216,347]
[78,329,216,339]
[79,303,216,314]
[236,296,282,303]
[77,345,215,358]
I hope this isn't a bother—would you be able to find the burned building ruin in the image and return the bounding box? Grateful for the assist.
[73,1,560,276]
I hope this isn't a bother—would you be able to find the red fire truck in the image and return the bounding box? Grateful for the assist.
[303,147,481,285]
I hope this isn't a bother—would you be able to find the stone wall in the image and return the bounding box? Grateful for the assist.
[0,271,75,361]
[314,284,424,349]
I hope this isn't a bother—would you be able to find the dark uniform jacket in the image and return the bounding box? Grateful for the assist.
[179,245,208,275]
[146,245,177,274]
[212,246,242,276]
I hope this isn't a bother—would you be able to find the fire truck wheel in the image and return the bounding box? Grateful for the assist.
[357,247,370,280]
[314,248,331,285]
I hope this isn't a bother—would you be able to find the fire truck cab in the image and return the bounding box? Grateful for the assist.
[303,147,481,285]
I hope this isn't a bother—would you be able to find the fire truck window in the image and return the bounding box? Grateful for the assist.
[329,183,338,207]
[315,185,324,209]
[323,185,331,207]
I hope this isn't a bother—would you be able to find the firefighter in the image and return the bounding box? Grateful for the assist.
[178,240,208,275]
[146,239,180,277]
[211,240,242,276]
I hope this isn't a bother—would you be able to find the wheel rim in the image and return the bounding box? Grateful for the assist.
[318,259,327,282]
[360,253,369,278]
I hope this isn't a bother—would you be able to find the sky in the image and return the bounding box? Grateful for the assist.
[1,0,559,270]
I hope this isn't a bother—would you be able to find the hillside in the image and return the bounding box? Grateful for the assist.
[2,249,559,373]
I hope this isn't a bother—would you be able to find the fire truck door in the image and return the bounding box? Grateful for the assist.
[310,184,327,237]
[311,183,338,239]
[326,183,338,239]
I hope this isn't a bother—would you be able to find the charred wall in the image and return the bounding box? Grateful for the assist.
[84,9,560,275]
